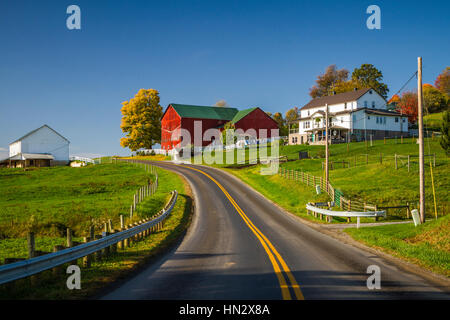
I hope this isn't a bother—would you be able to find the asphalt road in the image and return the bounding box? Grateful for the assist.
[102,162,450,300]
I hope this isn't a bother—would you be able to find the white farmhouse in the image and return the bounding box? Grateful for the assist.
[288,88,409,145]
[1,125,70,167]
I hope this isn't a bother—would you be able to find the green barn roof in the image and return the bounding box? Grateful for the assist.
[169,104,239,120]
[230,107,257,124]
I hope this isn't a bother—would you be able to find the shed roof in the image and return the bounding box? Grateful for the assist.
[10,125,70,145]
[6,153,55,161]
[169,104,239,120]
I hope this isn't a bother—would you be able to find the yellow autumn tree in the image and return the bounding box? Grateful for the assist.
[120,89,163,151]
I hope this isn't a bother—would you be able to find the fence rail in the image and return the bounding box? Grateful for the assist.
[0,191,178,285]
[306,202,386,228]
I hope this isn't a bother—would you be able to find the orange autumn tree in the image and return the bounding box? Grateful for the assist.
[120,89,163,151]
[396,91,418,123]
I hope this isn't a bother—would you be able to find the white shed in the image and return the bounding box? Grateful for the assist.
[6,125,70,166]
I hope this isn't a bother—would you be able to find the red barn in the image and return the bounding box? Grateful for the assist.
[161,104,278,151]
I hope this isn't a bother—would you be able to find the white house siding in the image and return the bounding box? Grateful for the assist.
[10,126,69,162]
[9,141,21,157]
[352,110,406,131]
[356,90,387,110]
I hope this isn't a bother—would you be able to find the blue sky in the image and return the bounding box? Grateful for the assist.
[0,0,449,158]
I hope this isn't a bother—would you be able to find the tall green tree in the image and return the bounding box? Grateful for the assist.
[120,89,163,151]
[351,64,389,98]
[423,84,449,114]
[272,112,288,136]
[440,111,450,154]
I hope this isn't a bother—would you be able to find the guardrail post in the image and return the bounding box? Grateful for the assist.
[357,217,360,229]
[82,237,91,267]
[52,245,64,275]
[95,235,102,260]
[124,227,129,248]
[119,215,124,249]
[102,231,110,256]
[27,232,35,259]
[347,200,351,223]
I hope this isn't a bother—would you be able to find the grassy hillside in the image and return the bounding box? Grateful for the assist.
[0,164,193,299]
[188,137,448,219]
[0,163,153,239]
[424,111,444,130]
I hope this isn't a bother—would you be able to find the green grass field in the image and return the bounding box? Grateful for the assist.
[345,214,450,277]
[0,163,193,299]
[424,111,444,131]
[194,137,449,220]
[0,163,154,239]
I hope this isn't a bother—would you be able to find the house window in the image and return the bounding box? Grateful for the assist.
[395,117,399,122]
[383,117,386,124]
[376,117,379,124]
[372,101,375,108]
[344,103,347,109]
[341,117,343,123]
[368,116,371,120]
[403,118,406,123]
[369,90,373,94]
[307,111,310,116]
[353,114,356,122]
[364,101,368,108]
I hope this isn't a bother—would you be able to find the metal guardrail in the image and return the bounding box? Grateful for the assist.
[0,191,178,285]
[306,202,386,228]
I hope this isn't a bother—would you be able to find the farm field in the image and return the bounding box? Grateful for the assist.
[0,162,193,299]
[0,163,154,240]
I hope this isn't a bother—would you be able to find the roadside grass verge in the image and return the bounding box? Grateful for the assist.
[0,166,193,299]
[345,215,450,277]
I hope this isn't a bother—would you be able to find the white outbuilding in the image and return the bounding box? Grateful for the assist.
[1,125,70,167]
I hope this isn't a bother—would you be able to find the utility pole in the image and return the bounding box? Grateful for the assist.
[325,104,329,189]
[418,57,425,223]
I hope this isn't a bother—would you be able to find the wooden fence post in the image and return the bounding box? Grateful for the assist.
[82,237,91,267]
[27,232,35,259]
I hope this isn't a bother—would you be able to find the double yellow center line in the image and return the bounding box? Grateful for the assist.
[174,163,304,300]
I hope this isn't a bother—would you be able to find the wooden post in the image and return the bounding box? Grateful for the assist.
[95,235,102,260]
[119,215,124,249]
[108,219,113,232]
[325,104,329,186]
[27,232,35,259]
[52,245,64,275]
[66,228,73,248]
[418,57,425,223]
[82,237,91,267]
